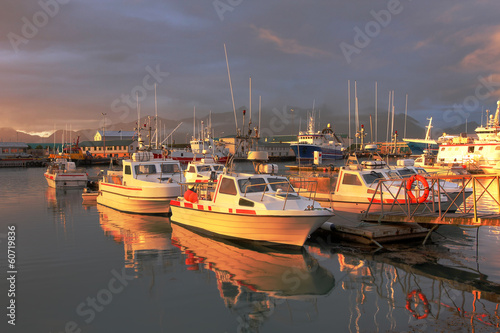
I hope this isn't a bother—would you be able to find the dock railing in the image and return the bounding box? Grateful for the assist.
[363,174,500,225]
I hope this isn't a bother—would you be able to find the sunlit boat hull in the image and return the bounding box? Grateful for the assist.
[97,183,179,214]
[170,200,332,247]
[44,172,88,188]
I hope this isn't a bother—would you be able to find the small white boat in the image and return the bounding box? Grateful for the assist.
[170,172,334,247]
[97,151,184,214]
[184,158,224,183]
[292,153,472,214]
[44,159,88,188]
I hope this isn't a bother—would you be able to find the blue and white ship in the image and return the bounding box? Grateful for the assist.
[290,112,344,161]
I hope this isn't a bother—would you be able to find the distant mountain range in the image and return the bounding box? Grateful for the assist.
[0,109,480,144]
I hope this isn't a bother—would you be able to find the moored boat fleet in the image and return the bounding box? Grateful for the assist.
[39,100,500,247]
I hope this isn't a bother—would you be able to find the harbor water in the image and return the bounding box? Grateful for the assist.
[1,166,499,332]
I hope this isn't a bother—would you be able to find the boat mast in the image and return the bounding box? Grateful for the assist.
[258,96,261,139]
[249,77,252,137]
[386,91,391,143]
[224,44,238,136]
[355,81,358,148]
[404,93,408,139]
[348,80,351,149]
[155,83,158,148]
[375,81,378,143]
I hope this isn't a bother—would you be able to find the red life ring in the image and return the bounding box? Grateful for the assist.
[406,174,430,204]
[405,290,430,320]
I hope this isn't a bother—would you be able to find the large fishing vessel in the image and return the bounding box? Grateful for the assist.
[290,111,344,161]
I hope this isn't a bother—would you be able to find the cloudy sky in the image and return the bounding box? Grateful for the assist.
[2,0,500,136]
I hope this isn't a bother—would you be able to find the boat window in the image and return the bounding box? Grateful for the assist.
[161,163,180,174]
[386,171,400,179]
[496,146,500,150]
[415,168,430,176]
[342,173,362,186]
[238,177,268,193]
[124,165,131,175]
[441,147,445,151]
[187,166,195,173]
[267,177,295,193]
[219,178,237,195]
[197,165,211,172]
[135,164,157,175]
[362,171,384,184]
[468,146,474,153]
[397,168,415,178]
[478,146,483,151]
[212,165,224,171]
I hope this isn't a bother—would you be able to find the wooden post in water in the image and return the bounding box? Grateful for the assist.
[472,178,477,222]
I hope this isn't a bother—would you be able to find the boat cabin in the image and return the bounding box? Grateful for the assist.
[103,152,183,186]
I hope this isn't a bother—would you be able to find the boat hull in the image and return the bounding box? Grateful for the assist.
[44,172,87,188]
[290,144,343,161]
[170,200,332,247]
[97,182,180,214]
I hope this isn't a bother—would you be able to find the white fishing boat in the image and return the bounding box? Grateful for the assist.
[184,158,224,183]
[97,151,183,214]
[436,100,500,173]
[170,117,229,164]
[291,154,472,214]
[44,159,88,188]
[170,172,334,247]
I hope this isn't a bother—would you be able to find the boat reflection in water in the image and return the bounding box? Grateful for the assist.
[171,223,335,331]
[97,205,179,274]
[307,234,500,332]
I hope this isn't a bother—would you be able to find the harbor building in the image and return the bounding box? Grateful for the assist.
[79,140,138,158]
[94,130,136,141]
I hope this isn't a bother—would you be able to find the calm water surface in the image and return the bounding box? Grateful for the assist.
[0,166,499,332]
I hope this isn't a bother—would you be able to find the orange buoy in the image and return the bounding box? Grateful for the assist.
[406,174,430,204]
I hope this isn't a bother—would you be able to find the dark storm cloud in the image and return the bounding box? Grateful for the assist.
[1,0,500,134]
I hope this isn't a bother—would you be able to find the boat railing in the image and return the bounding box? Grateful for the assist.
[363,174,500,222]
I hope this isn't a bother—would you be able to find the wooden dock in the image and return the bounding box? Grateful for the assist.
[319,213,430,246]
[363,212,500,226]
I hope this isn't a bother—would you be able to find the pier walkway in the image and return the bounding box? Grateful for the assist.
[362,174,500,227]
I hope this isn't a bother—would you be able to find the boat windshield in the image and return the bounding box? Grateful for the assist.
[362,171,385,185]
[197,165,211,172]
[238,177,268,193]
[386,171,401,179]
[135,164,157,175]
[397,168,416,178]
[212,165,224,172]
[266,177,295,193]
[160,163,180,174]
[414,168,430,176]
